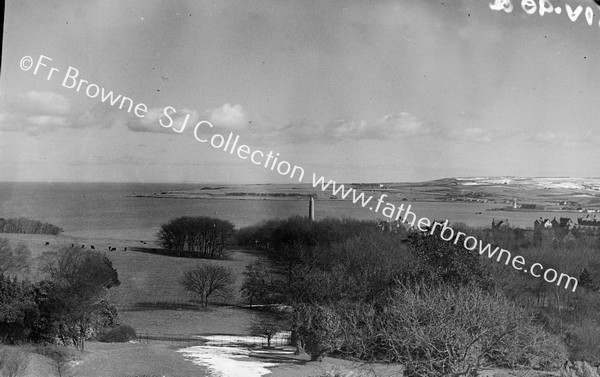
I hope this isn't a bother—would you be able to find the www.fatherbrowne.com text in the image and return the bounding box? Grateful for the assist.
[21,53,578,292]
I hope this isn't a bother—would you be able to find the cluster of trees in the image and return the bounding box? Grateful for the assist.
[0,244,121,352]
[467,225,600,364]
[0,218,63,235]
[157,216,235,259]
[238,216,570,376]
[237,216,376,252]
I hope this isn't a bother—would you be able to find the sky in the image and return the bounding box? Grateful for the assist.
[1,0,600,183]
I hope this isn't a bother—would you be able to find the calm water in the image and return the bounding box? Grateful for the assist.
[0,182,584,240]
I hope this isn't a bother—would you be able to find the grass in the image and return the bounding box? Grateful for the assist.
[106,247,256,306]
[121,306,260,335]
[0,233,262,306]
[69,341,211,377]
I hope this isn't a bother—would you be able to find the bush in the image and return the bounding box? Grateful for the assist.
[301,285,568,377]
[98,325,137,343]
[566,321,600,365]
[296,303,344,361]
[377,285,567,376]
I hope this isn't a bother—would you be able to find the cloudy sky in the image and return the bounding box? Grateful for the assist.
[1,0,599,183]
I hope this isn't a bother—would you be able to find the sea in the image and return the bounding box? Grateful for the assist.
[0,182,585,241]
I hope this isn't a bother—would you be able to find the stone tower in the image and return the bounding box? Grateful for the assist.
[309,196,315,221]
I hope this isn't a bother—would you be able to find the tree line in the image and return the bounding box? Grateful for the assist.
[237,216,578,377]
[0,217,63,235]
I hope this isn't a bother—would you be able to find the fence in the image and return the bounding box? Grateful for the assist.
[137,332,200,342]
[115,298,246,311]
[116,299,288,312]
[136,332,291,347]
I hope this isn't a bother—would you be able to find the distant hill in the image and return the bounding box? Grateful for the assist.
[132,177,600,212]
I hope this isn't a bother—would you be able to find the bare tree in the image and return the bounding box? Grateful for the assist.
[180,264,235,307]
[0,239,32,277]
[46,346,71,377]
[250,314,288,348]
[11,244,32,276]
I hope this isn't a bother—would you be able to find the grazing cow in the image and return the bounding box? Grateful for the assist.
[108,246,112,251]
[124,247,127,251]
[81,245,85,248]
[71,244,74,247]
[90,245,95,250]
[44,241,49,245]
[110,247,116,251]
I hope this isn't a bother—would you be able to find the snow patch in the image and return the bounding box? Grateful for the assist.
[178,333,290,377]
[179,345,277,377]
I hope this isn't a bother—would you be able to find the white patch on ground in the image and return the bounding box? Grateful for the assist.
[178,333,290,377]
[456,177,600,191]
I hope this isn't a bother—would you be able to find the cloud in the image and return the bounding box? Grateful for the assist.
[207,103,248,129]
[377,113,436,137]
[126,107,200,134]
[119,102,430,146]
[529,132,582,147]
[125,103,247,134]
[253,112,433,144]
[446,127,492,143]
[0,91,72,134]
[12,91,71,115]
[73,104,129,129]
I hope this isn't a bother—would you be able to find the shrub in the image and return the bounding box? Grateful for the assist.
[98,325,137,343]
[296,303,344,361]
[566,321,600,365]
[316,285,568,377]
[386,285,567,376]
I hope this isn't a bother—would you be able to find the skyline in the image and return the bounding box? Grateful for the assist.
[1,0,600,183]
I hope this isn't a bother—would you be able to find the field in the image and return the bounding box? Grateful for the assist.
[0,233,269,376]
[0,232,407,377]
